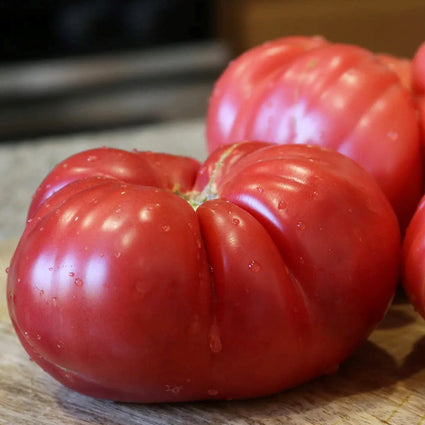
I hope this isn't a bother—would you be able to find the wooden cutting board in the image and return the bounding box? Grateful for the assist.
[1,238,425,425]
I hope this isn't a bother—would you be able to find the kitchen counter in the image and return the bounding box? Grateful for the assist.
[1,120,425,424]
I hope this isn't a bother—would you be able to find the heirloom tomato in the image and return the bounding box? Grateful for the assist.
[207,36,423,229]
[7,143,400,402]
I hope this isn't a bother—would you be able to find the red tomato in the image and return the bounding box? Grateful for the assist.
[412,41,425,148]
[7,144,400,402]
[403,194,425,319]
[376,53,412,91]
[207,37,423,230]
[412,41,425,94]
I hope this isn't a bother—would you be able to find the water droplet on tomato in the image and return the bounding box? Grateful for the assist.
[232,218,240,225]
[208,321,222,353]
[74,278,83,287]
[248,260,261,272]
[36,334,41,341]
[257,186,264,193]
[52,297,57,306]
[296,221,306,231]
[114,252,122,258]
[87,155,98,162]
[278,200,287,210]
[5,267,9,274]
[161,224,171,232]
[27,218,33,224]
[69,272,75,277]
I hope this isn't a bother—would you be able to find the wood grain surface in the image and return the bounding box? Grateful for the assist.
[1,238,425,425]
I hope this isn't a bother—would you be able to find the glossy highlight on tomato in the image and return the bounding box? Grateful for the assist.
[7,143,400,402]
[207,36,423,230]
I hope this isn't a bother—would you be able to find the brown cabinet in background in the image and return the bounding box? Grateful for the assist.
[214,0,425,57]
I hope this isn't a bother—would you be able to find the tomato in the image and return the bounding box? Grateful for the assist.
[7,143,400,403]
[207,36,423,230]
[412,41,425,148]
[412,41,425,94]
[403,194,425,318]
[376,53,412,91]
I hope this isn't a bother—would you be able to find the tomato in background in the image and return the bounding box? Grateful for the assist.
[207,37,423,230]
[8,143,400,402]
[412,41,425,94]
[412,41,425,148]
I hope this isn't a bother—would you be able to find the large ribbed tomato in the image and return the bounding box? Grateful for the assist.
[7,143,400,402]
[207,36,423,229]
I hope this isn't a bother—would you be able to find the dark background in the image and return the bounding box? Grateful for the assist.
[1,0,425,142]
[0,0,212,63]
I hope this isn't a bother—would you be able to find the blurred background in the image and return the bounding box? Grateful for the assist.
[1,0,425,142]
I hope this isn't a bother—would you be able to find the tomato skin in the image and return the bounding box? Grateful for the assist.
[207,36,327,149]
[403,195,425,319]
[28,147,200,219]
[412,41,425,94]
[412,42,425,153]
[207,37,423,230]
[377,53,412,91]
[8,143,400,402]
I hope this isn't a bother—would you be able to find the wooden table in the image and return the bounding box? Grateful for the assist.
[1,236,425,425]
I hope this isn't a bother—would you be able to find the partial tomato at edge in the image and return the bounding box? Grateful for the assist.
[403,194,425,319]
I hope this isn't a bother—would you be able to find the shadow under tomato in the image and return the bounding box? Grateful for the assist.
[401,335,425,373]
